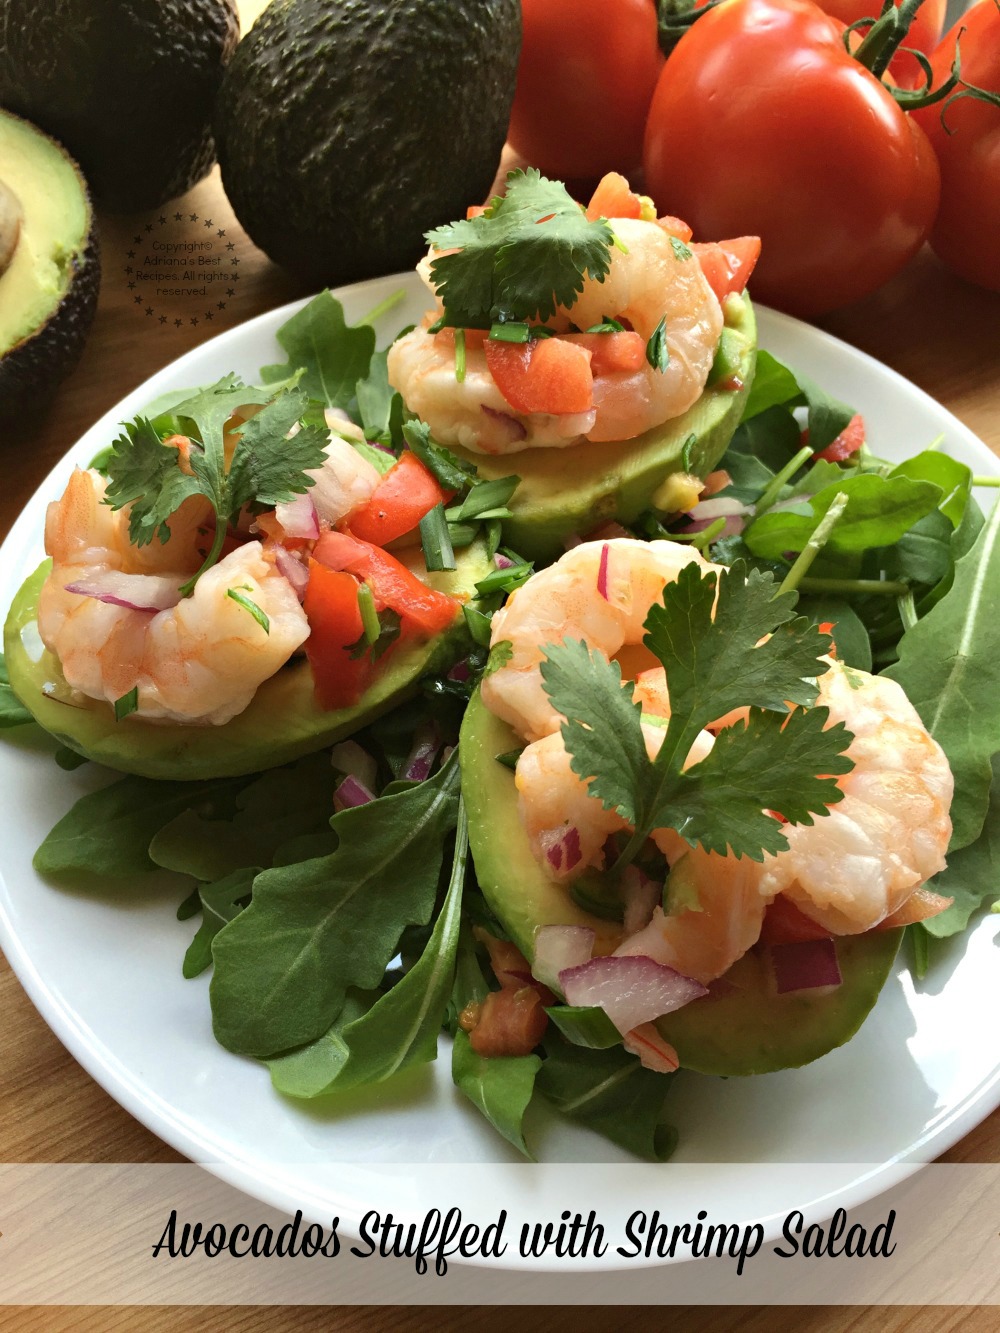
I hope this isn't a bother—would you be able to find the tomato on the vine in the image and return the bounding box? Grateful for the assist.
[817,0,946,89]
[642,0,940,317]
[506,0,663,184]
[911,1,1000,293]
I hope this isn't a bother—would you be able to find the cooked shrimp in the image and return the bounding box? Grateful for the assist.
[307,434,381,526]
[387,216,723,455]
[482,538,718,744]
[38,469,309,725]
[759,660,953,934]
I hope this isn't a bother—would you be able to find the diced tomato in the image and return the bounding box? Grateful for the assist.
[656,215,694,243]
[759,896,836,946]
[877,888,953,930]
[473,926,557,1004]
[484,336,593,415]
[302,562,376,710]
[816,620,839,659]
[806,412,866,463]
[586,171,643,222]
[312,530,459,637]
[348,452,452,545]
[466,203,488,220]
[561,331,645,375]
[468,987,549,1058]
[690,237,762,303]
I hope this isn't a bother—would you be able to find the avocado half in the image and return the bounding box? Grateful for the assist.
[450,294,757,563]
[4,543,490,781]
[0,0,239,211]
[0,110,100,426]
[459,689,902,1077]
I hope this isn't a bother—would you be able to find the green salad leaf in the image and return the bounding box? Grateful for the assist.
[183,867,259,980]
[452,1030,542,1158]
[921,755,1000,938]
[260,290,376,411]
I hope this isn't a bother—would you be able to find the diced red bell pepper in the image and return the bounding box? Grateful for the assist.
[468,986,549,1058]
[806,412,866,463]
[691,237,762,303]
[586,171,643,222]
[348,451,453,545]
[657,215,694,244]
[303,562,376,710]
[561,331,646,375]
[312,530,459,637]
[484,336,594,415]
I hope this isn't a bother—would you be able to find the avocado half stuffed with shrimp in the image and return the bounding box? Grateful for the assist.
[459,539,954,1077]
[4,372,492,780]
[388,169,758,562]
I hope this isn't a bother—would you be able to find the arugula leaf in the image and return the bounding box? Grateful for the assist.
[267,800,468,1097]
[795,370,855,456]
[922,755,1000,937]
[890,451,971,529]
[34,775,244,879]
[356,348,404,451]
[537,1035,677,1161]
[426,169,614,325]
[0,653,33,728]
[740,349,802,422]
[884,496,1000,851]
[744,473,942,560]
[183,867,259,980]
[209,752,461,1057]
[452,1029,541,1158]
[260,291,376,412]
[545,1005,621,1050]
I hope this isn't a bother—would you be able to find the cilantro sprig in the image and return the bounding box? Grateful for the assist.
[426,169,614,326]
[540,562,854,866]
[104,377,328,594]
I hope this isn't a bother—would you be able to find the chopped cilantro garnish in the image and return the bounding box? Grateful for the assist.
[454,329,467,384]
[113,686,139,722]
[419,503,457,572]
[426,169,614,326]
[585,318,626,334]
[646,317,669,374]
[463,603,494,647]
[348,607,402,662]
[227,587,270,635]
[495,747,525,771]
[489,322,532,343]
[669,237,693,262]
[356,581,380,645]
[403,420,478,492]
[483,639,514,677]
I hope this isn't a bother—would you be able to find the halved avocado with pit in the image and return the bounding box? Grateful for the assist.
[459,688,902,1076]
[4,542,490,781]
[449,295,757,562]
[0,110,100,425]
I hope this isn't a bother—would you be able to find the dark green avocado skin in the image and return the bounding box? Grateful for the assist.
[0,0,239,211]
[0,118,100,430]
[215,0,521,286]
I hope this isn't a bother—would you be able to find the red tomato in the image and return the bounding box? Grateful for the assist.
[506,0,664,184]
[561,331,646,374]
[483,337,594,414]
[818,0,946,89]
[347,452,451,545]
[312,530,459,637]
[690,238,762,304]
[808,412,866,462]
[912,2,1000,292]
[585,172,643,222]
[303,562,376,710]
[643,0,940,316]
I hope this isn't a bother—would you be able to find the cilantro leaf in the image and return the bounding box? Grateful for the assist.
[104,417,203,546]
[169,374,277,507]
[260,290,376,412]
[426,169,614,325]
[226,388,328,512]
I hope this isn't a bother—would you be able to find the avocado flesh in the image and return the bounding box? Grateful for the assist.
[0,113,90,354]
[459,689,902,1076]
[4,542,490,781]
[449,295,757,563]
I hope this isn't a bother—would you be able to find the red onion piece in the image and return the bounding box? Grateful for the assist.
[324,407,352,427]
[621,866,660,936]
[273,545,309,600]
[623,1022,680,1073]
[687,496,749,523]
[493,552,515,570]
[559,954,707,1035]
[333,773,376,812]
[447,659,471,683]
[403,722,441,782]
[64,572,182,614]
[680,513,745,541]
[274,492,319,540]
[532,924,595,992]
[330,740,378,793]
[541,826,582,875]
[769,938,842,995]
[481,404,528,442]
[597,543,610,601]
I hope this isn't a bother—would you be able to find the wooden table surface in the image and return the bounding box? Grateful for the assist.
[3,52,1000,1332]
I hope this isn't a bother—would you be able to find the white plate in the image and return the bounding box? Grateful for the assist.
[2,275,999,1272]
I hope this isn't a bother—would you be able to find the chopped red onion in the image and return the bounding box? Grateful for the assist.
[481,404,528,442]
[623,1022,679,1073]
[493,552,515,570]
[64,572,181,614]
[330,740,378,793]
[769,938,842,995]
[275,492,319,541]
[687,496,749,523]
[621,866,660,936]
[333,773,376,812]
[680,513,745,540]
[597,543,610,601]
[559,954,707,1035]
[403,722,441,782]
[447,659,472,682]
[324,407,352,427]
[532,924,595,992]
[541,826,582,875]
[273,545,309,600]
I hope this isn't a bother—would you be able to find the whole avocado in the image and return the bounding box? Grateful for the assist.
[0,0,239,212]
[215,0,521,286]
